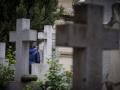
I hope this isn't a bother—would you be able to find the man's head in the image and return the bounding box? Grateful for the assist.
[30,42,37,48]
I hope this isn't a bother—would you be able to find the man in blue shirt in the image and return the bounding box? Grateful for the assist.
[29,45,40,74]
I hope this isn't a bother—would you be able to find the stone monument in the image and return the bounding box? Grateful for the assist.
[9,19,37,81]
[56,3,120,90]
[38,25,53,63]
[31,25,53,79]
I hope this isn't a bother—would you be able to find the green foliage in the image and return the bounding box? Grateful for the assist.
[46,59,64,88]
[0,0,19,42]
[23,81,44,90]
[45,59,72,90]
[0,64,14,90]
[0,0,63,42]
[56,6,65,19]
[16,0,27,18]
[29,0,63,31]
[23,84,32,90]
[43,0,58,25]
[24,58,72,90]
[6,46,16,64]
[29,1,45,30]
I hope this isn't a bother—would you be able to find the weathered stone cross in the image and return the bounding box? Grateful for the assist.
[10,19,37,81]
[38,25,53,63]
[56,3,120,90]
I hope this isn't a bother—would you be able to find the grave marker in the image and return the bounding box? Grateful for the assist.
[32,25,53,79]
[38,25,53,63]
[56,3,120,90]
[9,19,37,81]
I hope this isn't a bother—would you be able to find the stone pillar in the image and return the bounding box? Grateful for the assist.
[43,25,53,63]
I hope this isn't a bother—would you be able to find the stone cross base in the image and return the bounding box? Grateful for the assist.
[32,63,49,80]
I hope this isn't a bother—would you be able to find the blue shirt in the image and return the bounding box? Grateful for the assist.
[29,47,40,65]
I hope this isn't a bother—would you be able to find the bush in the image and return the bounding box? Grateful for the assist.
[23,84,32,90]
[45,59,72,90]
[6,46,16,64]
[24,58,72,90]
[0,64,14,90]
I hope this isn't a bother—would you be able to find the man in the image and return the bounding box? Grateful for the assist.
[29,43,40,74]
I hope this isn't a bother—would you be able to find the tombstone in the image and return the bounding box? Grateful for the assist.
[56,3,120,90]
[38,25,53,63]
[80,1,120,89]
[31,25,53,79]
[0,42,9,66]
[9,19,37,81]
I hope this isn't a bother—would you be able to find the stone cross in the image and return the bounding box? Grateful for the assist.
[38,25,53,63]
[56,3,120,90]
[31,26,53,79]
[10,19,37,81]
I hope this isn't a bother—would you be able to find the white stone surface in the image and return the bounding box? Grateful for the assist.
[43,25,53,63]
[103,51,111,79]
[32,63,49,80]
[0,43,9,66]
[102,50,120,90]
[0,43,5,58]
[38,25,53,63]
[109,50,120,82]
[38,32,47,40]
[9,19,37,81]
[59,56,72,71]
